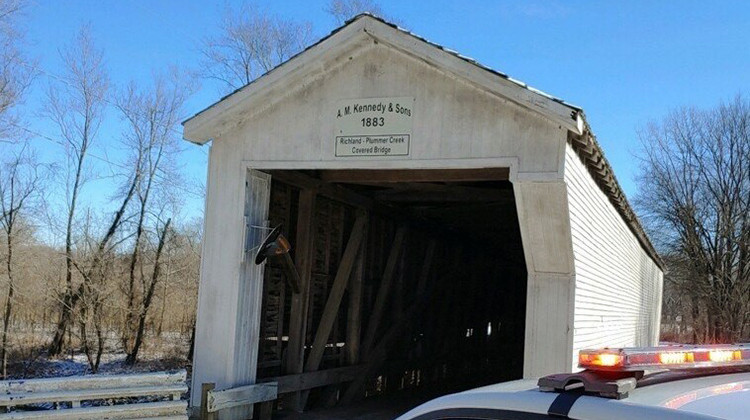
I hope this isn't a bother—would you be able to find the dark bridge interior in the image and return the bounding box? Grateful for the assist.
[253,169,527,418]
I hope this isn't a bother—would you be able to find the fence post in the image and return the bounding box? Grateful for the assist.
[200,383,216,420]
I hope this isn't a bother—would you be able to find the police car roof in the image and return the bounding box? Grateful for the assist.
[397,371,750,420]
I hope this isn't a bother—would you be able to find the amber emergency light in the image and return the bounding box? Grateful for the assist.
[578,344,750,372]
[540,344,749,399]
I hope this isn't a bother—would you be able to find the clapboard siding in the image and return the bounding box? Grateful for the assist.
[564,144,663,369]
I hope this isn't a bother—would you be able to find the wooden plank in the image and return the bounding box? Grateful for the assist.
[304,214,368,373]
[207,383,278,412]
[412,202,516,220]
[270,171,375,211]
[319,168,510,184]
[269,171,417,224]
[361,226,407,359]
[200,383,215,420]
[0,370,187,393]
[264,365,365,393]
[297,214,367,409]
[393,252,404,320]
[258,401,273,420]
[346,230,367,365]
[229,169,273,419]
[0,385,187,406]
[0,400,187,419]
[416,240,437,298]
[284,188,316,411]
[373,185,513,203]
[341,241,441,404]
[340,286,432,404]
[203,366,365,414]
[276,267,286,361]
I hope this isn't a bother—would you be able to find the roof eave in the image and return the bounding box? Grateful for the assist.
[568,118,664,269]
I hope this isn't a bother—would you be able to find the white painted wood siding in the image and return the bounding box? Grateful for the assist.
[564,144,663,369]
[208,42,567,180]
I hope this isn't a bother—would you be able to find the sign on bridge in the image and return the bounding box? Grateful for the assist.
[335,97,414,157]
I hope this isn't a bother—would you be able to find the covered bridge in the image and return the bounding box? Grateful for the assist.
[183,15,664,419]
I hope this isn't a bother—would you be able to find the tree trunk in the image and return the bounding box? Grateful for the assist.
[2,231,14,379]
[123,201,147,352]
[50,154,86,357]
[187,319,196,362]
[126,219,170,365]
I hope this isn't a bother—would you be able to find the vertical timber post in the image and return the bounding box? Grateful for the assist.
[346,220,367,365]
[285,188,317,411]
[229,169,273,419]
[200,383,216,420]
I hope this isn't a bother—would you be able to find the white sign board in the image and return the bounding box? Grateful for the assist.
[335,97,414,157]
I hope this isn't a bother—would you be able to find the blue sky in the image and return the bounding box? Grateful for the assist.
[14,0,750,224]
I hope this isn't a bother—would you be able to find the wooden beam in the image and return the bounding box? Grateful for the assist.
[258,401,273,420]
[269,171,457,230]
[304,213,368,373]
[206,364,365,413]
[361,226,407,359]
[269,170,376,210]
[284,188,316,411]
[416,240,437,298]
[374,186,513,203]
[319,168,510,184]
[340,264,437,405]
[346,227,367,365]
[296,214,367,410]
[208,383,278,412]
[262,365,365,393]
[200,383,216,420]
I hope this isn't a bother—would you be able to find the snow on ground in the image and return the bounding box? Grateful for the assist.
[19,352,190,379]
[6,330,192,380]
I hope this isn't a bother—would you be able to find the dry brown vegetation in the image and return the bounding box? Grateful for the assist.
[0,219,201,377]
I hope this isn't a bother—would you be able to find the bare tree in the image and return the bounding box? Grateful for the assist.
[114,71,191,364]
[636,94,750,343]
[200,3,312,92]
[326,0,385,25]
[71,144,144,372]
[125,218,171,365]
[0,0,33,141]
[0,146,41,377]
[43,26,109,356]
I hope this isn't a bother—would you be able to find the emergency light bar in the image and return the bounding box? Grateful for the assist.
[579,344,750,372]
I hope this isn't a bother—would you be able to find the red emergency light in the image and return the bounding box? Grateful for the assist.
[578,344,750,372]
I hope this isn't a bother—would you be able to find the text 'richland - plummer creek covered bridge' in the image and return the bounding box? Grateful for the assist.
[183,15,664,419]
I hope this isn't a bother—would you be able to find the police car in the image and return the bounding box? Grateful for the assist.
[397,344,749,419]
